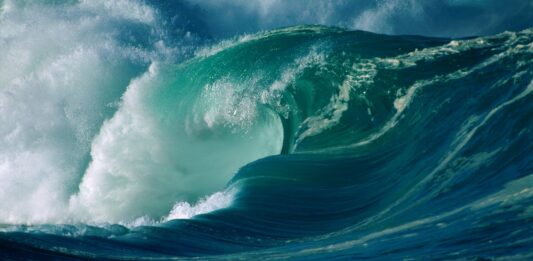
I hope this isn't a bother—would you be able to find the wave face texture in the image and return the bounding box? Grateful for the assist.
[1,0,532,260]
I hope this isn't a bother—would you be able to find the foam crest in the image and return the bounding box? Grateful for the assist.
[296,61,377,144]
[165,189,236,220]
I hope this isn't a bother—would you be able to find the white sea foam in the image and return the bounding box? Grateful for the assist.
[200,78,259,132]
[0,0,263,225]
[296,61,377,144]
[165,189,236,220]
[313,31,530,153]
[195,34,257,58]
[0,0,157,224]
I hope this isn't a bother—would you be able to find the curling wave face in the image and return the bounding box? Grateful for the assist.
[1,1,533,260]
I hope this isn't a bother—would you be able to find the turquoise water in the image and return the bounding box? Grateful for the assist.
[0,1,532,260]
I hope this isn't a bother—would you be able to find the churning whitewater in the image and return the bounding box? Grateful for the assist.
[1,0,532,260]
[0,0,272,224]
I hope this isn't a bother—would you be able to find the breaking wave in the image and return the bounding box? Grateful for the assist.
[0,0,532,260]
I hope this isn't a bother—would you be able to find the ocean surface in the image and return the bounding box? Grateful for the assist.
[0,1,532,260]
